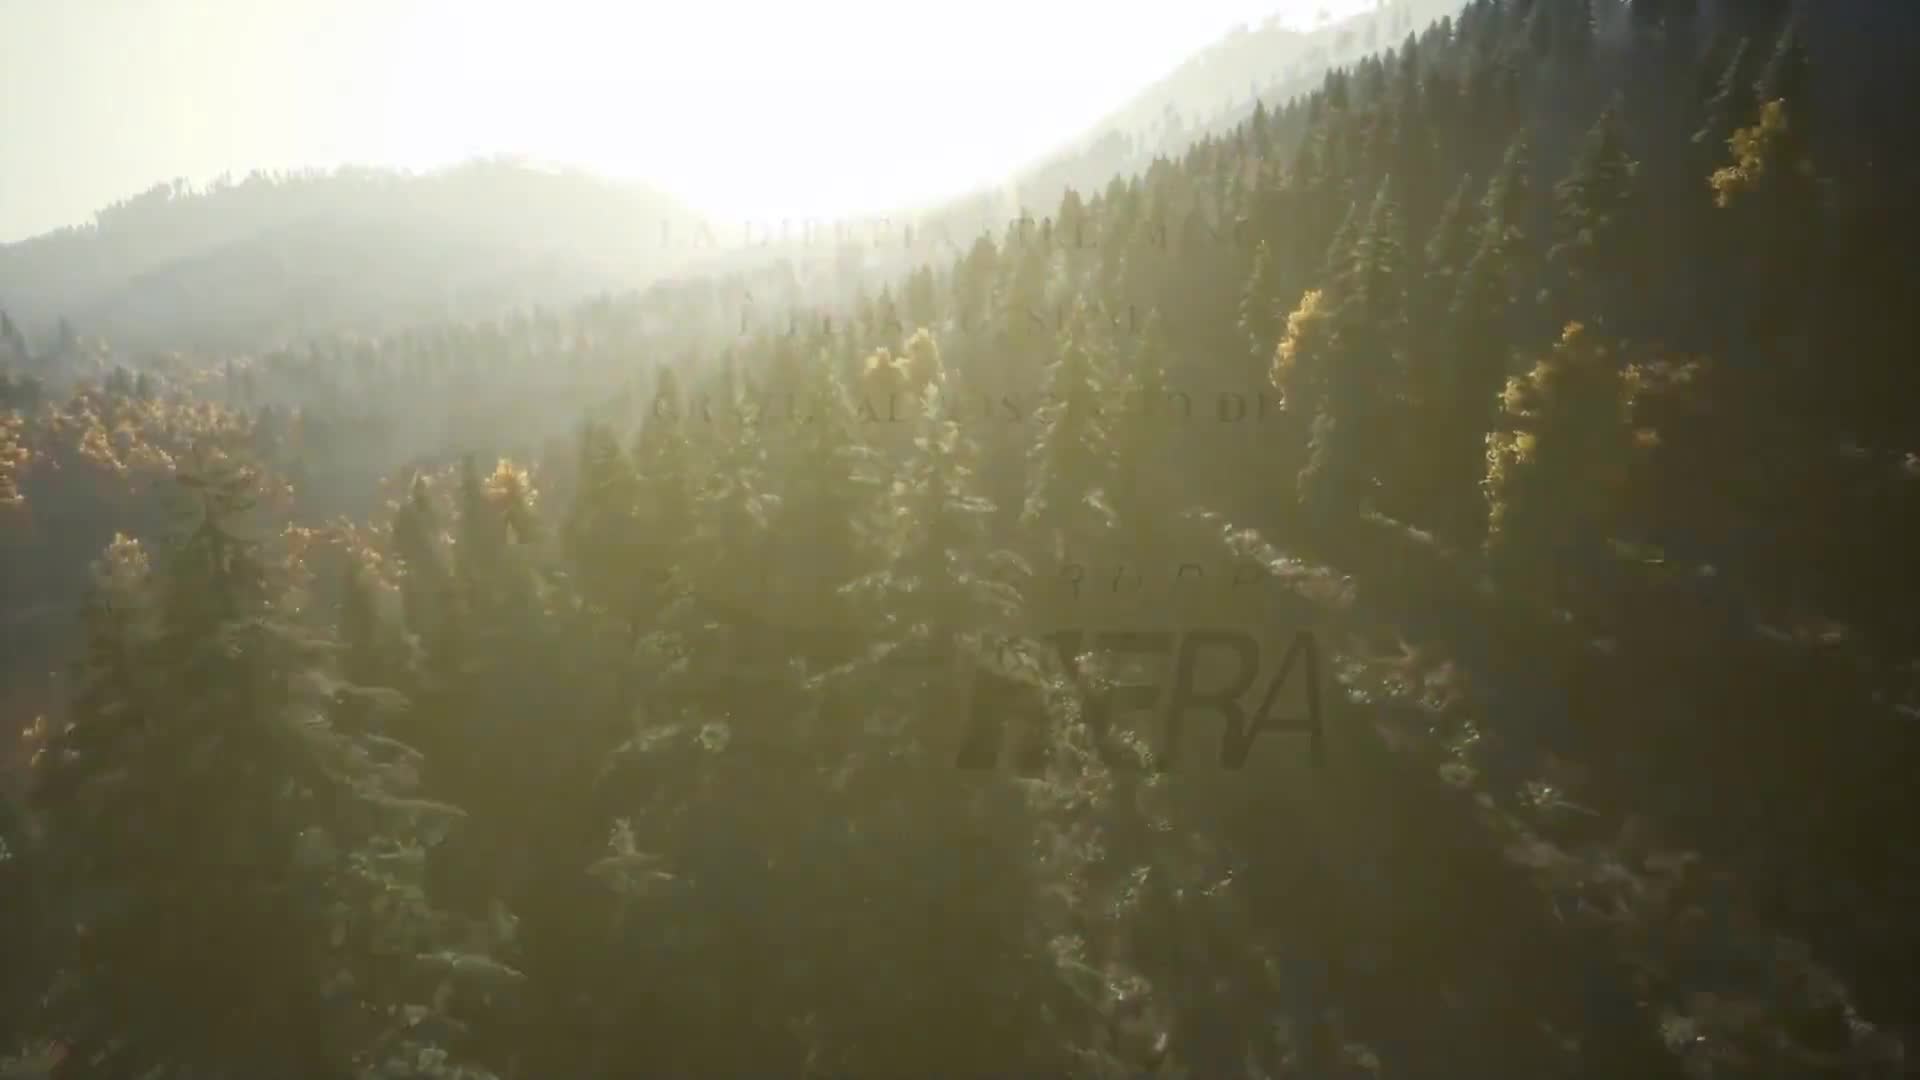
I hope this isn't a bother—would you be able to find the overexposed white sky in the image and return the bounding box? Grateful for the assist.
[0,0,1377,242]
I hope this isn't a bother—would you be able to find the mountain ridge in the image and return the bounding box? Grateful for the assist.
[0,159,705,355]
[0,2,1467,357]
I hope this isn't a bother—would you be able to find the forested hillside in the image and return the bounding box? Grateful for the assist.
[0,161,705,355]
[5,0,1920,1076]
[949,0,1471,225]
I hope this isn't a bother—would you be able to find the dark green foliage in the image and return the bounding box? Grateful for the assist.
[1239,239,1284,363]
[560,421,640,621]
[1482,132,1534,247]
[24,454,501,1079]
[7,3,1920,1076]
[1550,100,1641,323]
[1022,298,1121,566]
[1109,307,1178,556]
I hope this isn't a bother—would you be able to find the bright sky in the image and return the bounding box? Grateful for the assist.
[0,0,1377,243]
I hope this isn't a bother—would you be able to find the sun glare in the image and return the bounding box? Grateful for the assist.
[0,0,1388,243]
[371,0,1331,227]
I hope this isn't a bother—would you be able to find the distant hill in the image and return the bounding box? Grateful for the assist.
[0,159,704,354]
[0,2,1464,358]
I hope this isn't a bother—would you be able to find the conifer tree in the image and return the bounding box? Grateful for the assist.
[430,455,552,901]
[1550,100,1641,325]
[842,345,1028,723]
[768,346,883,644]
[857,328,941,457]
[1239,240,1285,365]
[1432,203,1520,545]
[392,472,458,682]
[340,558,387,691]
[628,368,697,639]
[1320,199,1363,283]
[560,420,641,626]
[1004,219,1054,354]
[1110,308,1176,559]
[1298,177,1409,526]
[904,265,940,330]
[651,375,784,714]
[1346,176,1412,346]
[1056,187,1095,286]
[28,455,504,1079]
[955,233,999,328]
[1483,133,1534,249]
[1022,297,1120,569]
[1424,175,1479,306]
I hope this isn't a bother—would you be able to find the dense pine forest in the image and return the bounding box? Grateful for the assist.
[5,0,1920,1075]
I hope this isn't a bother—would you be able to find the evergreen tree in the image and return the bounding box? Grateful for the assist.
[1424,175,1479,307]
[1549,100,1641,325]
[392,472,458,680]
[1483,132,1534,248]
[1110,307,1177,559]
[339,558,387,690]
[844,351,1026,682]
[904,265,940,330]
[770,348,884,631]
[1283,176,1408,532]
[28,457,504,1079]
[1318,176,1411,521]
[560,420,641,627]
[1022,297,1120,569]
[661,377,782,687]
[1321,198,1363,281]
[628,368,697,639]
[1434,205,1519,544]
[1239,239,1285,365]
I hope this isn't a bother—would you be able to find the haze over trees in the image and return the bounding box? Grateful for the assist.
[5,0,1920,1076]
[0,161,708,355]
